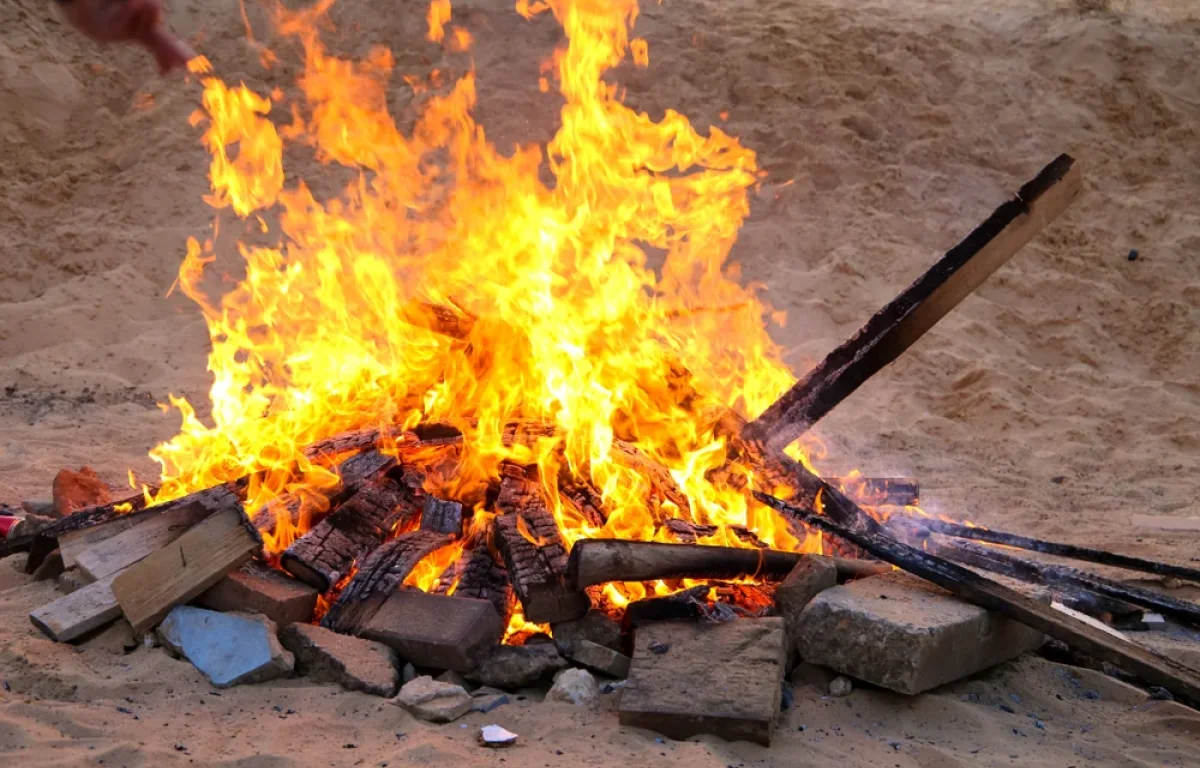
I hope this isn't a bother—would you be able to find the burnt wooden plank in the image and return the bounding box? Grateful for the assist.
[320,530,453,634]
[493,464,589,623]
[280,476,419,592]
[744,156,1082,451]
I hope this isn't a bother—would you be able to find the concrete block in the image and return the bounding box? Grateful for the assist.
[795,571,1046,695]
[774,555,837,658]
[361,590,502,672]
[619,617,785,746]
[280,623,400,697]
[157,606,294,688]
[568,639,630,678]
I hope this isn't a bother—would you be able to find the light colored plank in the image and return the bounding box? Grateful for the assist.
[29,574,121,642]
[111,507,261,633]
[59,514,146,570]
[76,502,222,581]
[1051,601,1128,640]
[1132,515,1200,533]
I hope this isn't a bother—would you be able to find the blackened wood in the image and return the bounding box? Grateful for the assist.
[494,464,589,623]
[567,539,800,590]
[744,155,1083,451]
[754,490,1200,708]
[559,475,607,528]
[663,518,767,548]
[401,299,477,340]
[916,517,1200,585]
[623,585,710,627]
[320,530,453,634]
[434,542,512,619]
[281,477,421,592]
[887,519,1200,628]
[251,450,395,536]
[843,477,920,507]
[612,440,691,515]
[420,497,464,536]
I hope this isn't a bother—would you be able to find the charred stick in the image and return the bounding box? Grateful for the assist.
[567,539,801,590]
[744,155,1083,451]
[914,517,1200,585]
[755,490,1200,707]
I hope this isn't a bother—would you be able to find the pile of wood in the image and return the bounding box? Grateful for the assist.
[7,155,1200,743]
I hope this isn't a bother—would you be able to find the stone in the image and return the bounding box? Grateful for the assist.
[545,668,600,706]
[56,569,89,594]
[479,724,518,747]
[829,676,852,697]
[20,499,56,518]
[402,662,418,685]
[157,606,294,688]
[471,693,510,713]
[393,676,473,723]
[196,561,318,629]
[436,669,473,690]
[568,639,630,678]
[795,571,1046,695]
[619,618,785,746]
[774,555,837,660]
[552,610,622,654]
[52,466,112,517]
[280,623,400,697]
[361,590,502,672]
[467,643,567,690]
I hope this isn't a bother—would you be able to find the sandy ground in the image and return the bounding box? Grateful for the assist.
[3,0,1200,764]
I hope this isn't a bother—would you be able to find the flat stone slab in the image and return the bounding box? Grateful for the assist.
[619,617,785,746]
[468,643,567,689]
[361,590,502,672]
[157,606,294,688]
[393,676,473,723]
[795,571,1046,695]
[197,561,318,629]
[281,623,400,696]
[568,639,630,678]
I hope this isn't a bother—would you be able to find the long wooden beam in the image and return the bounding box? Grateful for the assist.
[744,155,1083,451]
[754,489,1200,708]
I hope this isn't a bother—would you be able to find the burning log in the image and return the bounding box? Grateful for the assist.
[755,490,1200,707]
[744,155,1083,451]
[280,472,422,592]
[568,539,800,589]
[612,440,691,515]
[320,530,453,634]
[663,519,767,548]
[420,497,464,536]
[913,517,1200,585]
[841,477,920,507]
[111,504,263,633]
[494,463,590,623]
[433,539,512,619]
[886,518,1200,628]
[251,450,395,536]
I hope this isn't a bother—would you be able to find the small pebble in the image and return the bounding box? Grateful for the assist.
[649,641,670,655]
[829,677,852,697]
[1035,721,1045,731]
[1127,249,1139,261]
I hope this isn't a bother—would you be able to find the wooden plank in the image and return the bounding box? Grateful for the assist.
[111,506,262,633]
[744,155,1083,451]
[59,515,144,571]
[75,487,241,581]
[29,573,122,642]
[755,489,1200,707]
[1131,515,1200,534]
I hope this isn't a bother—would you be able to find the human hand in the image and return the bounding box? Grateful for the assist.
[60,0,195,74]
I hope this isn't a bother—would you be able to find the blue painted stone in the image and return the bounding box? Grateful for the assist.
[157,606,294,688]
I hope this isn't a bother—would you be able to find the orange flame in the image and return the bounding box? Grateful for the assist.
[148,0,835,612]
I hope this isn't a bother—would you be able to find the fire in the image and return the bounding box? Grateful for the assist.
[147,0,840,624]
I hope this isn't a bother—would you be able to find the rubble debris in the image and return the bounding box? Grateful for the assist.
[280,623,400,697]
[795,571,1046,695]
[479,724,518,748]
[56,569,87,594]
[52,467,112,517]
[468,643,567,689]
[393,676,473,723]
[619,617,785,746]
[471,692,510,713]
[568,639,630,678]
[552,610,622,654]
[360,590,502,672]
[157,606,294,688]
[197,561,319,629]
[545,668,600,706]
[828,676,853,697]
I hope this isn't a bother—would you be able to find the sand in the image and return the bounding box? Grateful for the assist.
[3,0,1200,764]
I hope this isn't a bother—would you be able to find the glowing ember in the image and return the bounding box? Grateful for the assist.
[144,0,850,633]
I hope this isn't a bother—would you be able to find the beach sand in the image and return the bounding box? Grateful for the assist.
[3,0,1200,764]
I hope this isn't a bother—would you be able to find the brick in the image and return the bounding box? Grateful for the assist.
[795,571,1046,695]
[360,590,502,672]
[196,561,318,628]
[568,639,630,678]
[281,623,400,697]
[619,618,785,746]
